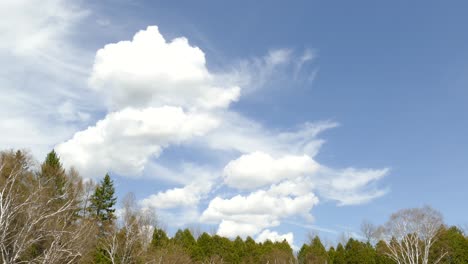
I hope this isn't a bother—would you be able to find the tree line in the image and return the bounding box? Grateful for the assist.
[0,149,467,263]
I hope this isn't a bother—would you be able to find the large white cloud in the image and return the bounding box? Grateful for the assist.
[198,152,388,237]
[201,189,319,238]
[89,26,240,110]
[223,151,319,189]
[56,107,219,177]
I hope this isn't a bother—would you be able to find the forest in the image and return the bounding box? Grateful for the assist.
[0,149,467,264]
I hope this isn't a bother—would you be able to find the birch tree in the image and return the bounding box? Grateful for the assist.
[100,193,157,264]
[0,150,92,263]
[375,206,446,264]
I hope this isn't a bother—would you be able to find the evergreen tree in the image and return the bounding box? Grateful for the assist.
[39,149,67,197]
[345,238,376,264]
[334,243,347,264]
[298,244,310,264]
[196,232,213,261]
[375,240,394,264]
[244,236,260,263]
[173,229,197,257]
[430,226,468,263]
[151,228,169,249]
[89,174,117,223]
[233,236,246,263]
[328,246,336,264]
[212,235,234,262]
[299,236,329,263]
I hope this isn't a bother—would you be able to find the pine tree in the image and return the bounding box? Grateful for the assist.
[39,150,67,197]
[89,173,117,223]
[299,236,329,263]
[345,238,376,264]
[328,246,336,263]
[375,240,394,264]
[173,228,197,257]
[430,226,468,263]
[334,243,347,264]
[151,228,169,249]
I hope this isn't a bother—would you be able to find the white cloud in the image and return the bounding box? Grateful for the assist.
[256,229,294,245]
[89,26,240,110]
[140,181,212,209]
[199,112,338,157]
[56,107,219,177]
[0,0,94,158]
[223,152,319,189]
[201,189,319,238]
[222,48,318,95]
[317,167,390,206]
[145,162,217,185]
[0,0,87,57]
[217,220,269,239]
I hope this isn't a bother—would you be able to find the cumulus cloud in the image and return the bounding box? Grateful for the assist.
[223,152,319,189]
[89,26,240,110]
[56,107,219,177]
[140,181,212,209]
[256,229,294,245]
[199,150,388,237]
[201,189,319,238]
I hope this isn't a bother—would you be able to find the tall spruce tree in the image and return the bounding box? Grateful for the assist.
[39,149,67,197]
[89,173,117,223]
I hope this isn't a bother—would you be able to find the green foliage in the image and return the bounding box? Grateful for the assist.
[151,228,169,249]
[93,247,112,264]
[333,243,347,264]
[374,240,394,264]
[89,173,117,223]
[173,229,197,257]
[4,148,467,264]
[195,232,213,260]
[430,226,468,263]
[259,239,294,264]
[345,238,376,264]
[328,246,336,263]
[298,236,329,264]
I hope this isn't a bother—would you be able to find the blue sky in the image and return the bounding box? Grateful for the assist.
[1,0,467,247]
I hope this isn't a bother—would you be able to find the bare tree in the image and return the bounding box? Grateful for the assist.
[79,177,96,218]
[188,224,202,240]
[0,151,91,264]
[337,231,351,246]
[101,193,157,264]
[374,206,447,264]
[361,220,377,244]
[306,231,319,245]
